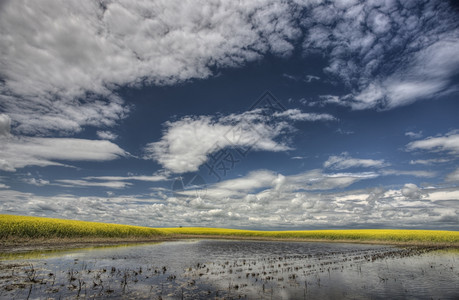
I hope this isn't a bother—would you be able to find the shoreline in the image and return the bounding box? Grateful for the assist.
[1,234,458,254]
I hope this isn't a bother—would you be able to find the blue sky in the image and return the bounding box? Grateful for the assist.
[0,0,458,229]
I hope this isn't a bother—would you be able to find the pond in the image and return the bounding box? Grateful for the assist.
[0,239,458,299]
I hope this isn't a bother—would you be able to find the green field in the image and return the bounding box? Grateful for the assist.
[1,214,458,246]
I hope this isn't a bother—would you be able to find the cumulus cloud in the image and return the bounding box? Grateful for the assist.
[401,183,423,200]
[145,108,331,173]
[406,131,459,155]
[0,0,300,134]
[0,136,128,171]
[324,152,387,170]
[1,176,457,229]
[302,1,459,110]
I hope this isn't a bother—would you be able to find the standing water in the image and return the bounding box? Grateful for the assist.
[0,239,458,299]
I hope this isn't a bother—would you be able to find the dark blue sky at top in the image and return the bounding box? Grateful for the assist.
[1,0,458,229]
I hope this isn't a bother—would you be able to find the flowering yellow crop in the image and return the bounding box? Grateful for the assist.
[161,227,459,244]
[0,214,165,239]
[1,214,458,245]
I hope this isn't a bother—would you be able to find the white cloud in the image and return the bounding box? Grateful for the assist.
[335,128,354,135]
[84,175,168,182]
[282,74,320,83]
[97,131,118,141]
[286,170,378,191]
[302,1,459,110]
[405,131,423,139]
[0,136,128,171]
[215,170,278,192]
[1,93,129,136]
[305,75,320,83]
[445,168,459,182]
[209,169,378,195]
[380,169,436,178]
[406,131,459,155]
[401,183,422,200]
[1,175,457,229]
[1,0,456,138]
[144,111,295,173]
[55,179,131,189]
[282,73,299,81]
[0,0,300,135]
[274,109,336,121]
[324,152,387,170]
[146,107,339,174]
[24,177,50,187]
[0,183,10,189]
[0,114,11,136]
[307,95,342,107]
[409,158,450,165]
[425,189,459,202]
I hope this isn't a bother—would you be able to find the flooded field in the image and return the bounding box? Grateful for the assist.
[0,239,458,299]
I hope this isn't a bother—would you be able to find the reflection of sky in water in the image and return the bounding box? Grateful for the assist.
[1,240,458,299]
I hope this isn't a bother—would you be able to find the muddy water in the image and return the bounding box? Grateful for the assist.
[0,240,458,299]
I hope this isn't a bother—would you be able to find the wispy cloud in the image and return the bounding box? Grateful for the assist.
[324,152,387,170]
[405,131,423,139]
[282,73,320,83]
[274,109,336,121]
[380,169,436,178]
[406,131,459,155]
[0,135,128,171]
[210,169,378,194]
[55,179,132,189]
[409,158,450,166]
[305,75,320,83]
[84,175,168,182]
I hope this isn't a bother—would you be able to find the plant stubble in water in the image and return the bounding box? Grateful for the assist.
[0,240,458,299]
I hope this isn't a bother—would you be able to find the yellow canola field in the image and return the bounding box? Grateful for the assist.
[1,214,458,244]
[0,214,164,239]
[162,227,459,244]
